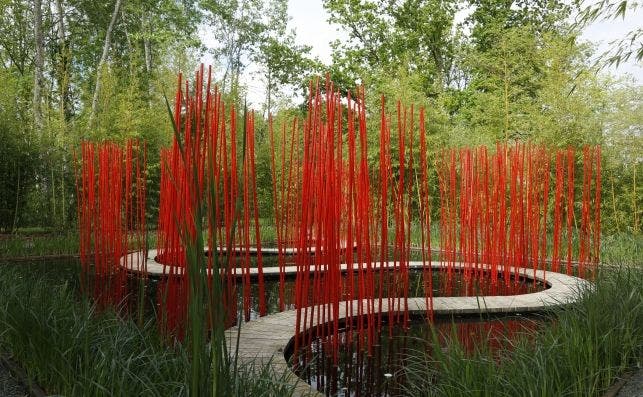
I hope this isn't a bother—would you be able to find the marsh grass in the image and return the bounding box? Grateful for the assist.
[0,264,299,397]
[0,232,79,258]
[0,232,159,260]
[599,233,642,266]
[402,263,642,396]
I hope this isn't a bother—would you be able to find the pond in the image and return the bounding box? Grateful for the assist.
[235,265,546,320]
[288,313,545,397]
[4,259,549,396]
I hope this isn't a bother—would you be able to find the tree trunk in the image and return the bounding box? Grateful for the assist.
[54,0,71,122]
[266,69,271,119]
[61,161,66,227]
[143,35,152,75]
[142,11,153,105]
[51,162,56,221]
[611,171,619,233]
[89,0,123,127]
[33,0,44,133]
[54,0,65,54]
[121,10,134,73]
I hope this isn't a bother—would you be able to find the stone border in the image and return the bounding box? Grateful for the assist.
[223,263,590,397]
[0,354,47,397]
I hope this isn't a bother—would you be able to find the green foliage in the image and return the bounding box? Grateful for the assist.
[324,0,458,95]
[576,1,643,66]
[0,262,300,396]
[466,0,571,50]
[0,69,36,232]
[456,27,606,146]
[0,0,640,241]
[403,264,643,396]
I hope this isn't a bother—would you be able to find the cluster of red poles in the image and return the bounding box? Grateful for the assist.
[436,143,602,290]
[75,140,147,309]
[75,68,602,358]
[286,85,437,360]
[154,66,268,335]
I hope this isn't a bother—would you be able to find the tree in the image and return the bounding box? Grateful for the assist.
[53,0,72,121]
[0,0,32,75]
[466,0,571,51]
[255,37,317,115]
[124,0,201,103]
[89,0,123,126]
[576,1,643,67]
[253,0,318,115]
[0,0,204,230]
[600,79,642,233]
[456,25,609,147]
[323,0,459,95]
[201,0,266,92]
[459,26,544,143]
[455,0,579,143]
[32,0,44,133]
[0,69,36,232]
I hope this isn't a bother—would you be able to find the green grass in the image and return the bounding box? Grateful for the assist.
[0,263,300,397]
[599,232,642,266]
[0,231,161,259]
[402,263,643,396]
[0,232,79,258]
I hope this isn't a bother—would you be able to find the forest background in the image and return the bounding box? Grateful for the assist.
[0,0,640,237]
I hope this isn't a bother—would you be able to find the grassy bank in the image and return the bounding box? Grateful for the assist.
[0,232,79,258]
[404,263,643,396]
[0,262,298,397]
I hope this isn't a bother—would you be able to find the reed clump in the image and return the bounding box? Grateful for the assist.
[402,263,643,397]
[0,263,299,397]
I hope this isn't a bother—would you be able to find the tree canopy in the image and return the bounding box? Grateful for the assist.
[0,0,639,234]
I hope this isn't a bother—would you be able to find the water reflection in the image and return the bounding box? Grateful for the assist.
[239,270,546,321]
[290,314,543,397]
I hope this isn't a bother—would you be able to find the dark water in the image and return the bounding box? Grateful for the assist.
[239,269,546,320]
[289,314,544,397]
[5,259,545,316]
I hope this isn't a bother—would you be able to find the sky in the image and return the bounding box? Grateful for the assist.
[578,5,643,81]
[202,0,642,107]
[286,0,340,65]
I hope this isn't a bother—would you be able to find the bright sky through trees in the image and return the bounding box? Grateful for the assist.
[200,0,641,109]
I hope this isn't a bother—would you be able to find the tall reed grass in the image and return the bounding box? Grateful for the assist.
[402,262,642,396]
[0,263,298,396]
